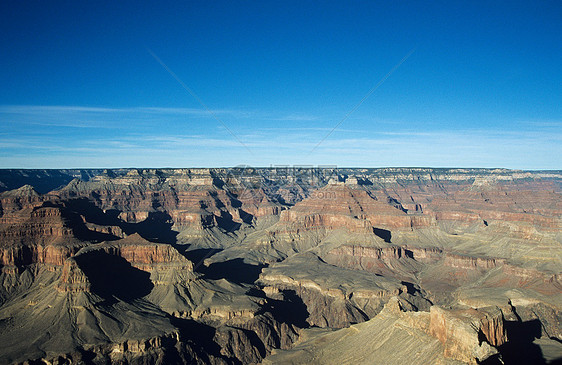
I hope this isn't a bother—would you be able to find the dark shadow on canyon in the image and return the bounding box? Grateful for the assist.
[129,211,178,244]
[62,198,178,244]
[74,250,154,302]
[373,227,392,243]
[170,317,241,365]
[491,319,547,365]
[179,248,223,269]
[215,211,242,232]
[199,258,266,285]
[257,289,310,329]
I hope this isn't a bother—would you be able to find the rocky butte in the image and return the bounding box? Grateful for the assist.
[0,167,560,364]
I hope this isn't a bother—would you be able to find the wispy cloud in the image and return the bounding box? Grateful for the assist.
[0,105,319,129]
[0,105,126,114]
[263,113,319,121]
[0,105,560,170]
[520,120,562,128]
[257,126,360,133]
[0,105,242,115]
[0,105,256,133]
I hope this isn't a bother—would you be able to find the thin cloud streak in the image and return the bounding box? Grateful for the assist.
[2,127,559,170]
[0,105,323,128]
[0,105,244,116]
[263,114,320,121]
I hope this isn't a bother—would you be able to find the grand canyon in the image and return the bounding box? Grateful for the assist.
[2,0,560,363]
[0,167,560,364]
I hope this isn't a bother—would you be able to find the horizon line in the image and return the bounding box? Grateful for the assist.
[0,166,560,172]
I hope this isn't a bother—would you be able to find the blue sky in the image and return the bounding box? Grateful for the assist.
[1,1,560,169]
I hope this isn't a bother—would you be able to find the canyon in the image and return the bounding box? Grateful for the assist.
[0,167,560,364]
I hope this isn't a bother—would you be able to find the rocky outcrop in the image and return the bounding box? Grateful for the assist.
[56,257,91,292]
[84,221,126,238]
[213,313,299,364]
[263,297,501,365]
[429,306,501,364]
[22,332,195,365]
[381,299,504,363]
[258,253,429,328]
[0,185,44,217]
[404,246,444,262]
[443,254,505,270]
[329,245,407,260]
[80,233,194,272]
[324,245,423,280]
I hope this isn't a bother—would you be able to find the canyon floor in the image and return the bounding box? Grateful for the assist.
[0,167,561,364]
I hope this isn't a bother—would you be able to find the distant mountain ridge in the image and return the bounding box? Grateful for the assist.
[1,167,561,195]
[0,169,105,193]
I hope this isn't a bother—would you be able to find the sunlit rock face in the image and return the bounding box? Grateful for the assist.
[0,168,561,364]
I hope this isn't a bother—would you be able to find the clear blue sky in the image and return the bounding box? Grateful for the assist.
[1,1,560,169]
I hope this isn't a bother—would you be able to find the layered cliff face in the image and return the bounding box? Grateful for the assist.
[1,206,85,271]
[0,198,128,273]
[0,168,560,364]
[276,183,431,232]
[49,170,288,246]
